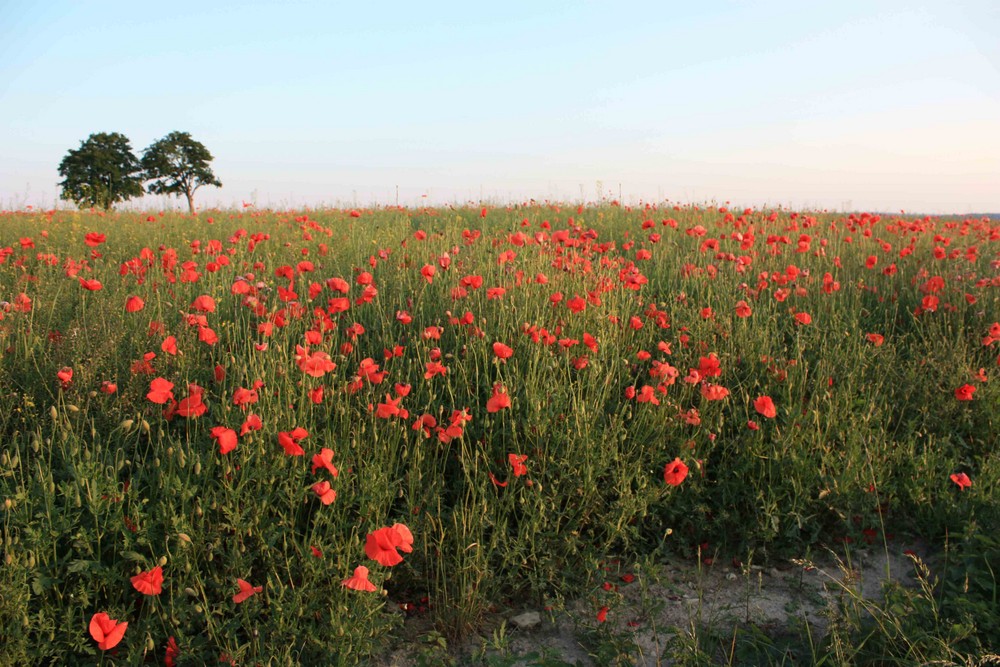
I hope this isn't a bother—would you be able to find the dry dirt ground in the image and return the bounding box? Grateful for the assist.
[376,541,931,666]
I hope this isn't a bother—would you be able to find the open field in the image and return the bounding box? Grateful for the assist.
[1,203,998,664]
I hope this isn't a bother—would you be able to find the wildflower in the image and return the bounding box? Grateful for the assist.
[312,481,337,505]
[175,387,206,418]
[955,384,976,401]
[365,524,414,567]
[161,336,178,355]
[753,395,776,418]
[89,612,127,650]
[233,579,262,603]
[130,566,164,596]
[190,295,216,313]
[663,458,689,486]
[342,565,378,592]
[493,342,514,361]
[424,361,448,379]
[486,384,511,413]
[700,383,729,401]
[210,426,238,455]
[165,636,179,667]
[125,296,145,312]
[57,367,73,388]
[84,232,106,247]
[146,377,174,404]
[278,427,308,456]
[311,448,339,476]
[508,453,528,477]
[950,472,972,490]
[866,333,884,347]
[240,413,262,436]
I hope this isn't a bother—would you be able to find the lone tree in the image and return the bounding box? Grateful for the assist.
[58,132,145,210]
[142,132,221,214]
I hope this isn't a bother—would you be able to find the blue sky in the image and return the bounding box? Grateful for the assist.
[1,0,998,212]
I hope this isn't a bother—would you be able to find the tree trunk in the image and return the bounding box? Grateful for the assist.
[186,190,196,215]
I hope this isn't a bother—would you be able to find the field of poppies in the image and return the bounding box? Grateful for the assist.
[1,202,998,664]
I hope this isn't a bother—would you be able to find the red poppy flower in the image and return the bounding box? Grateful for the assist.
[866,333,884,347]
[233,578,262,603]
[493,342,514,361]
[486,384,511,413]
[14,292,32,312]
[89,612,127,650]
[698,354,721,378]
[596,606,609,623]
[130,566,163,596]
[175,388,206,418]
[342,565,378,592]
[295,345,337,377]
[364,524,413,567]
[232,387,258,408]
[735,300,752,318]
[663,458,689,486]
[566,295,587,313]
[635,385,660,405]
[424,361,448,379]
[190,295,216,313]
[753,395,776,418]
[508,453,528,477]
[147,377,174,404]
[312,481,337,505]
[278,427,308,456]
[376,394,403,419]
[57,367,73,387]
[412,413,437,438]
[161,336,178,356]
[240,413,262,436]
[700,383,729,401]
[165,636,179,667]
[125,296,145,312]
[311,448,339,476]
[84,232,106,247]
[420,264,436,283]
[198,326,218,346]
[950,472,972,490]
[211,426,238,455]
[955,384,976,401]
[79,278,103,291]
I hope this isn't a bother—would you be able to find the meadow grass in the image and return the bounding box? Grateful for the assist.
[0,203,997,664]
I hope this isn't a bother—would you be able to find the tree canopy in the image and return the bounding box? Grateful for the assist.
[57,132,145,210]
[142,132,221,214]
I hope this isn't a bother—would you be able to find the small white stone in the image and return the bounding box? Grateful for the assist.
[510,611,542,630]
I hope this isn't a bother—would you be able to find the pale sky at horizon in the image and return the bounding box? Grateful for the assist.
[1,0,998,213]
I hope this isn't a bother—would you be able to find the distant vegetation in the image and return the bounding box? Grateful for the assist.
[58,131,220,213]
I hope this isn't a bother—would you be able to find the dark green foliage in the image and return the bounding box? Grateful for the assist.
[141,131,221,214]
[57,132,145,210]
